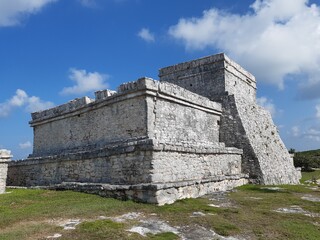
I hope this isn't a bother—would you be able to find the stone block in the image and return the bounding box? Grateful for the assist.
[0,149,12,194]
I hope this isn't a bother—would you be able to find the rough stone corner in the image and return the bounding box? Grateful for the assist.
[0,149,12,194]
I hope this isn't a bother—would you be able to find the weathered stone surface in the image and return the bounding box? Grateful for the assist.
[7,142,244,189]
[28,175,248,205]
[29,78,221,158]
[159,53,300,184]
[0,149,12,194]
[7,53,300,204]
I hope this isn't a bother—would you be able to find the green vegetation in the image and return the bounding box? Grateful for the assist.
[62,220,140,240]
[292,149,320,170]
[0,171,319,240]
[300,169,320,184]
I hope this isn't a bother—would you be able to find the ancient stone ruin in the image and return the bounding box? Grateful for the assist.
[7,53,301,205]
[0,149,12,194]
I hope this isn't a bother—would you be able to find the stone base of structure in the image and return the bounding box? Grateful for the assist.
[0,149,12,194]
[30,175,248,205]
[7,140,246,204]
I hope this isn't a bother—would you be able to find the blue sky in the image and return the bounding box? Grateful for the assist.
[1,0,320,159]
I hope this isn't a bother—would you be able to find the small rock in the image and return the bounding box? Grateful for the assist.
[111,212,142,222]
[261,187,284,191]
[179,224,239,240]
[46,233,62,239]
[274,206,320,218]
[301,194,320,202]
[128,226,151,236]
[191,211,206,217]
[208,204,221,208]
[249,197,263,200]
[128,219,179,236]
[275,206,306,214]
[60,219,81,230]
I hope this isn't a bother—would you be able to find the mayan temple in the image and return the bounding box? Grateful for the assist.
[7,53,301,205]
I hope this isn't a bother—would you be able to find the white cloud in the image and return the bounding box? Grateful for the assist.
[26,96,54,112]
[60,68,109,95]
[0,104,11,118]
[286,104,320,146]
[257,96,276,117]
[78,0,97,8]
[304,127,320,142]
[168,0,320,95]
[9,89,28,107]
[290,124,320,142]
[291,126,300,137]
[19,141,32,149]
[0,89,54,117]
[316,104,320,119]
[138,28,155,42]
[0,0,57,27]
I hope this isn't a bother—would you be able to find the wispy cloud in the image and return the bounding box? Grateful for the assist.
[19,141,32,149]
[290,126,320,142]
[0,0,57,27]
[60,68,109,95]
[168,0,320,97]
[316,103,320,119]
[291,126,300,137]
[257,96,276,117]
[138,28,155,42]
[0,89,54,117]
[301,127,320,142]
[289,104,320,142]
[78,0,97,8]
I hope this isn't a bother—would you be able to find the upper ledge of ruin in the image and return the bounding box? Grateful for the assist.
[158,53,256,84]
[30,77,221,124]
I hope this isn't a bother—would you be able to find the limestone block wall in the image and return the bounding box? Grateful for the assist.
[221,96,300,184]
[30,93,148,157]
[159,53,256,103]
[220,63,300,184]
[30,77,222,158]
[160,53,300,184]
[8,142,153,186]
[151,146,242,183]
[152,98,219,146]
[147,78,222,146]
[9,77,234,189]
[159,55,226,99]
[219,95,262,179]
[7,65,250,204]
[8,141,244,189]
[0,149,12,193]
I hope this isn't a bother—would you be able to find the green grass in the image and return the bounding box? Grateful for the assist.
[61,219,179,240]
[0,171,319,240]
[60,219,141,240]
[148,232,180,240]
[300,169,320,183]
[279,220,320,240]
